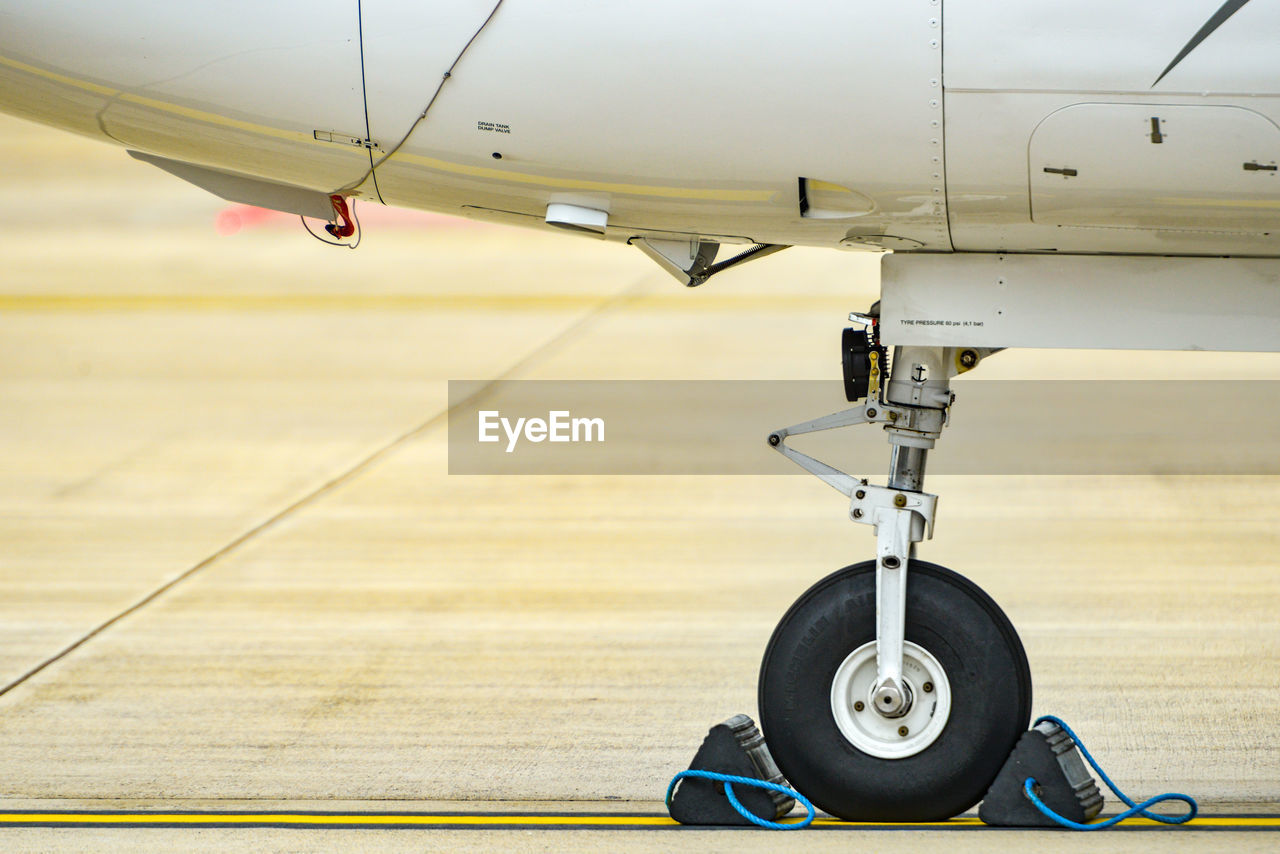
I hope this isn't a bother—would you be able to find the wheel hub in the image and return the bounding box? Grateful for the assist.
[871,679,913,718]
[830,640,951,759]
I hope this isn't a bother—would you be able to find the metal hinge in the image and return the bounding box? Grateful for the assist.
[313,130,382,152]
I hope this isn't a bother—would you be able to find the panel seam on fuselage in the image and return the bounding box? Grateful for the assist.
[356,0,385,204]
[940,0,955,251]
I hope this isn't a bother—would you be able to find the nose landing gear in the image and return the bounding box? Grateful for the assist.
[759,312,1030,821]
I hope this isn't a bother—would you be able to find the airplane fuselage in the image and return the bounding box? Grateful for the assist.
[2,1,1279,256]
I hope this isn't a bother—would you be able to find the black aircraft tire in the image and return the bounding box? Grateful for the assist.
[758,560,1031,821]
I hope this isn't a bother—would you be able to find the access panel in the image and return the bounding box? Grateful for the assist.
[1029,103,1280,233]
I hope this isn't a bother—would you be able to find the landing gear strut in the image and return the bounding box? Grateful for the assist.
[758,311,1031,821]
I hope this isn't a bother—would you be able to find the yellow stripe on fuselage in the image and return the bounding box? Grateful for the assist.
[0,53,771,202]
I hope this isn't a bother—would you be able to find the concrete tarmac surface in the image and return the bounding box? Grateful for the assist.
[1,114,1279,852]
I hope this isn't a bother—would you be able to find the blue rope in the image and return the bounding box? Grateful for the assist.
[1024,715,1198,830]
[666,770,816,830]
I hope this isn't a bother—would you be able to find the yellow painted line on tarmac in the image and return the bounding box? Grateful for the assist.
[0,812,1275,830]
[0,813,675,827]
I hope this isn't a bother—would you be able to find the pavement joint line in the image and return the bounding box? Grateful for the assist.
[0,812,1276,831]
[0,271,656,701]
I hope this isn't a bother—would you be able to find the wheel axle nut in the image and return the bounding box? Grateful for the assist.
[893,494,908,508]
[898,726,909,737]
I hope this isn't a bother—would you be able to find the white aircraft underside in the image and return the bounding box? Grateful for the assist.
[2,0,1278,825]
[2,1,1279,258]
